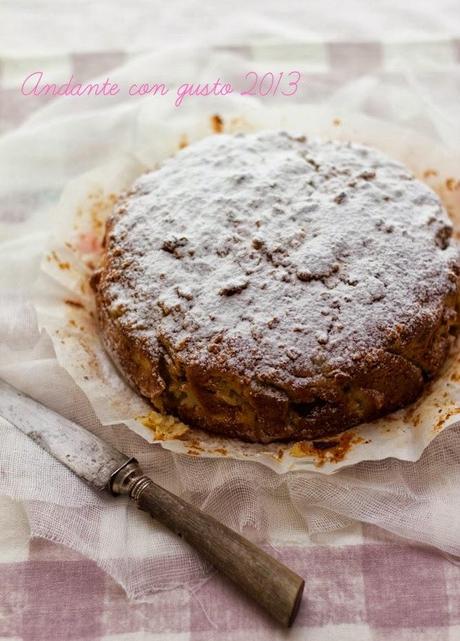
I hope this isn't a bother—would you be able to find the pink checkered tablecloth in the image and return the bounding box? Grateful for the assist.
[2,526,460,641]
[2,17,460,640]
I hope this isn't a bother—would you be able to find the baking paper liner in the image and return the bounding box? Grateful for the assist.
[36,104,460,473]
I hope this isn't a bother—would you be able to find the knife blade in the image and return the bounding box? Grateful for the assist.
[0,379,304,627]
[0,379,129,489]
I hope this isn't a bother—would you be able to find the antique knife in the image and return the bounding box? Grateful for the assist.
[0,379,304,626]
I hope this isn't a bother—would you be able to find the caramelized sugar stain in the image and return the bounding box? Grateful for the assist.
[290,431,365,467]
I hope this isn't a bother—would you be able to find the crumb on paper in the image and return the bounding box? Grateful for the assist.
[423,169,439,179]
[178,134,189,149]
[409,412,421,427]
[186,438,204,452]
[67,317,85,332]
[47,250,71,270]
[211,114,224,134]
[433,408,460,432]
[269,447,285,461]
[333,118,341,127]
[137,411,190,440]
[289,431,364,467]
[65,299,84,309]
[213,447,228,456]
[446,177,460,191]
[403,402,423,427]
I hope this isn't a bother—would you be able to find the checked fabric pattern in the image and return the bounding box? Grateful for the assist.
[1,33,460,641]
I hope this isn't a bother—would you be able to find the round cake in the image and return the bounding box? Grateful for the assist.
[92,131,460,443]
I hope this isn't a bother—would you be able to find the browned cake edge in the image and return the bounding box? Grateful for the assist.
[92,259,460,443]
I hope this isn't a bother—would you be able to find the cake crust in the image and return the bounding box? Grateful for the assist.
[93,132,460,443]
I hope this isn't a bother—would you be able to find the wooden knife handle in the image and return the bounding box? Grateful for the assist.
[136,479,304,626]
[110,461,304,626]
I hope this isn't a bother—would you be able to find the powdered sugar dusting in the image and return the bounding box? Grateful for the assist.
[102,131,459,387]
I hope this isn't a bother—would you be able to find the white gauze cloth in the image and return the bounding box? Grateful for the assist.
[1,46,460,598]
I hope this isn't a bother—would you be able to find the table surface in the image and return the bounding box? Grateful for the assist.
[1,494,460,641]
[1,4,460,639]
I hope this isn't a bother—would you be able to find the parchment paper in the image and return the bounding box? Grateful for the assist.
[36,104,460,473]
